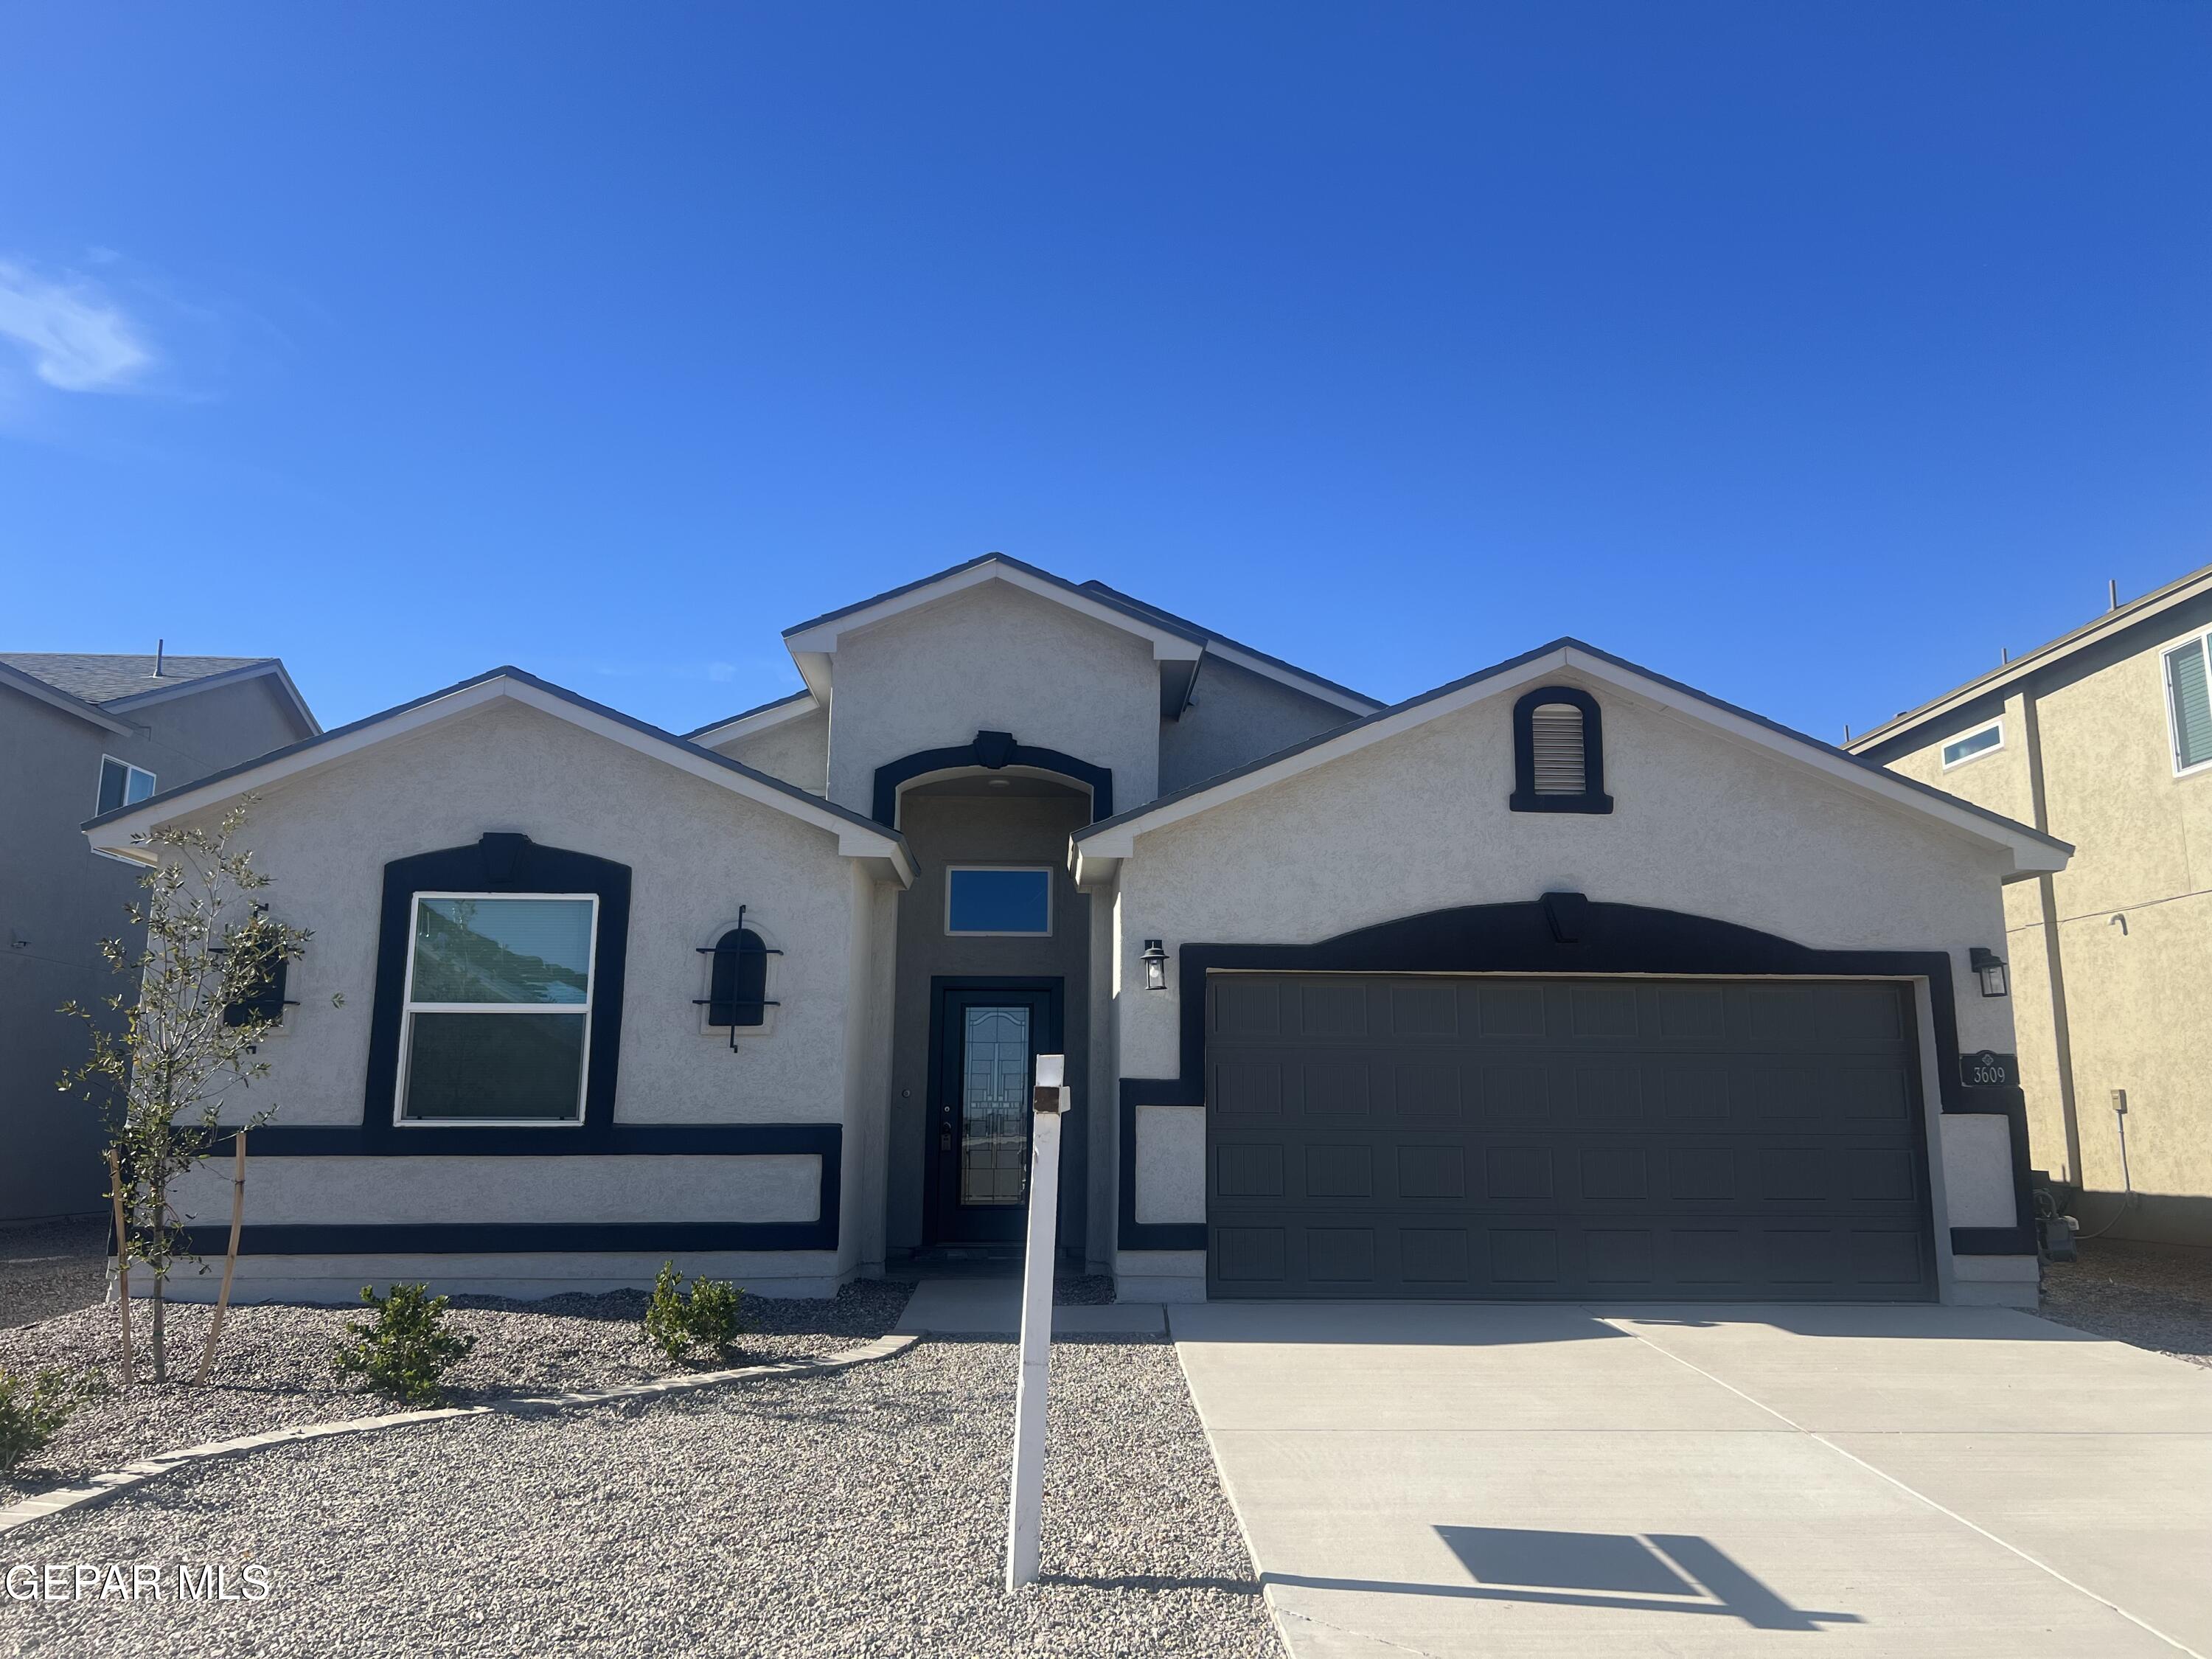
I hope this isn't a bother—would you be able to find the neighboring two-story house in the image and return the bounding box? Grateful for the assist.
[1852,564,2212,1250]
[84,556,2062,1307]
[1,652,319,1222]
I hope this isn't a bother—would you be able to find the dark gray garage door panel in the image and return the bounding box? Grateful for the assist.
[1204,975,1935,1301]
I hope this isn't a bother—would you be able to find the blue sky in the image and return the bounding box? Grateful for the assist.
[3,4,2206,743]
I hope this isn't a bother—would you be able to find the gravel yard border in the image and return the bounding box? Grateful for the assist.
[0,1276,917,1500]
[0,1332,918,1540]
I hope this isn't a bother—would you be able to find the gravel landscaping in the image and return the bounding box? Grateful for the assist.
[0,1220,107,1332]
[0,1279,914,1498]
[2039,1237,2212,1368]
[2,1334,1279,1659]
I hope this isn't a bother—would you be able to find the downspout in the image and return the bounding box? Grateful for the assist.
[2020,687,2085,1182]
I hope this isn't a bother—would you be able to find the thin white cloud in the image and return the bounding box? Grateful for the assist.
[0,259,154,392]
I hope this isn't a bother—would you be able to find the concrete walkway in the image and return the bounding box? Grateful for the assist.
[891,1278,1165,1335]
[1172,1302,2212,1658]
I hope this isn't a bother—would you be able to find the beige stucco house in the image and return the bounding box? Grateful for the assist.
[1851,563,2212,1249]
[86,555,2066,1306]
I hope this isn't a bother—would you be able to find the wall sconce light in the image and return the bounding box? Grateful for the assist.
[1140,938,1169,992]
[1969,946,2008,999]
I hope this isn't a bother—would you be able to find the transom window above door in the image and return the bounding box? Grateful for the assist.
[945,866,1052,936]
[397,893,597,1124]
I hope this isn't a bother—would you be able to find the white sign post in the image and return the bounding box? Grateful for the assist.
[1005,1051,1068,1590]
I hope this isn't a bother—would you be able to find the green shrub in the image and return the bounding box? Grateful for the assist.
[331,1282,476,1406]
[641,1260,747,1365]
[0,1366,100,1475]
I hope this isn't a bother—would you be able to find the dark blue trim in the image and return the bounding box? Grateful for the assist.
[872,733,1113,828]
[1117,1093,1207,1252]
[241,1122,838,1159]
[1941,1085,2038,1256]
[1511,685,1613,813]
[362,835,632,1148]
[178,1221,834,1256]
[1113,900,2025,1262]
[195,1123,844,1255]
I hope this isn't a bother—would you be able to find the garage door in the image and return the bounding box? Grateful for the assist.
[1205,974,1935,1301]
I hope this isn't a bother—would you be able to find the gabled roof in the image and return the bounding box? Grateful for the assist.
[83,667,913,885]
[686,687,818,749]
[780,553,1208,712]
[0,659,133,735]
[776,552,1380,720]
[1847,562,2212,757]
[1071,638,2070,882]
[1076,580,1382,714]
[0,653,320,735]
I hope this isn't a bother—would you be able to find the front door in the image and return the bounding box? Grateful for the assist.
[928,983,1059,1244]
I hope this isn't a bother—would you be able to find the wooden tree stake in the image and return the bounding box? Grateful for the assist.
[195,1132,248,1385]
[107,1147,135,1387]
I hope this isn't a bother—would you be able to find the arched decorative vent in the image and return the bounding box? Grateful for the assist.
[1510,686,1613,815]
[695,908,782,1048]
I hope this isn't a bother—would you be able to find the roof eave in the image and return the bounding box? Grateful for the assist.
[0,661,133,735]
[1074,640,2068,877]
[83,669,912,886]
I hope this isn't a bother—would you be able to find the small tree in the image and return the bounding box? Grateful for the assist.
[61,800,320,1384]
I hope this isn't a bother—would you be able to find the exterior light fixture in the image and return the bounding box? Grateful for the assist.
[1969,947,2008,999]
[1140,938,1169,992]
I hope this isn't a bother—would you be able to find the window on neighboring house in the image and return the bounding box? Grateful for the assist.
[946,867,1052,936]
[705,925,775,1029]
[397,893,597,1123]
[1941,722,2003,769]
[97,757,156,815]
[1509,687,1613,814]
[2166,636,2212,775]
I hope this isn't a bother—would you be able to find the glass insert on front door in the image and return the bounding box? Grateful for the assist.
[960,1006,1032,1206]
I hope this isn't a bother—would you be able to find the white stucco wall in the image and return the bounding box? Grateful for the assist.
[1110,674,2030,1298]
[709,703,830,795]
[173,1154,821,1226]
[147,698,884,1298]
[823,580,1162,819]
[218,699,866,1130]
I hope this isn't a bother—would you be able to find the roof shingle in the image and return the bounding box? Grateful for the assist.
[0,653,274,706]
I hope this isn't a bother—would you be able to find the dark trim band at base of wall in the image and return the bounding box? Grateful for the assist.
[178,1222,835,1257]
[199,1123,843,1254]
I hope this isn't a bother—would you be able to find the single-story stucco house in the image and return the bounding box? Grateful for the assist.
[85,555,2067,1307]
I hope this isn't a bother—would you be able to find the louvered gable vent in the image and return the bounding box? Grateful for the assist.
[1528,703,1587,796]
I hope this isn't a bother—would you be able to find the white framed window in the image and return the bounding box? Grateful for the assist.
[1941,721,2003,770]
[2165,633,2212,776]
[945,866,1052,936]
[97,757,156,815]
[395,892,597,1125]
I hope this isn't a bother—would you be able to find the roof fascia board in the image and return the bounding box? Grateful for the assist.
[1074,647,1575,858]
[782,557,1205,681]
[84,672,912,884]
[1075,643,2066,874]
[101,659,323,735]
[0,661,132,735]
[1077,578,1383,714]
[687,689,818,748]
[1200,637,1380,715]
[1850,564,2212,754]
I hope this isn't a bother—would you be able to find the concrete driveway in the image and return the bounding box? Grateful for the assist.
[1172,1302,2212,1658]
